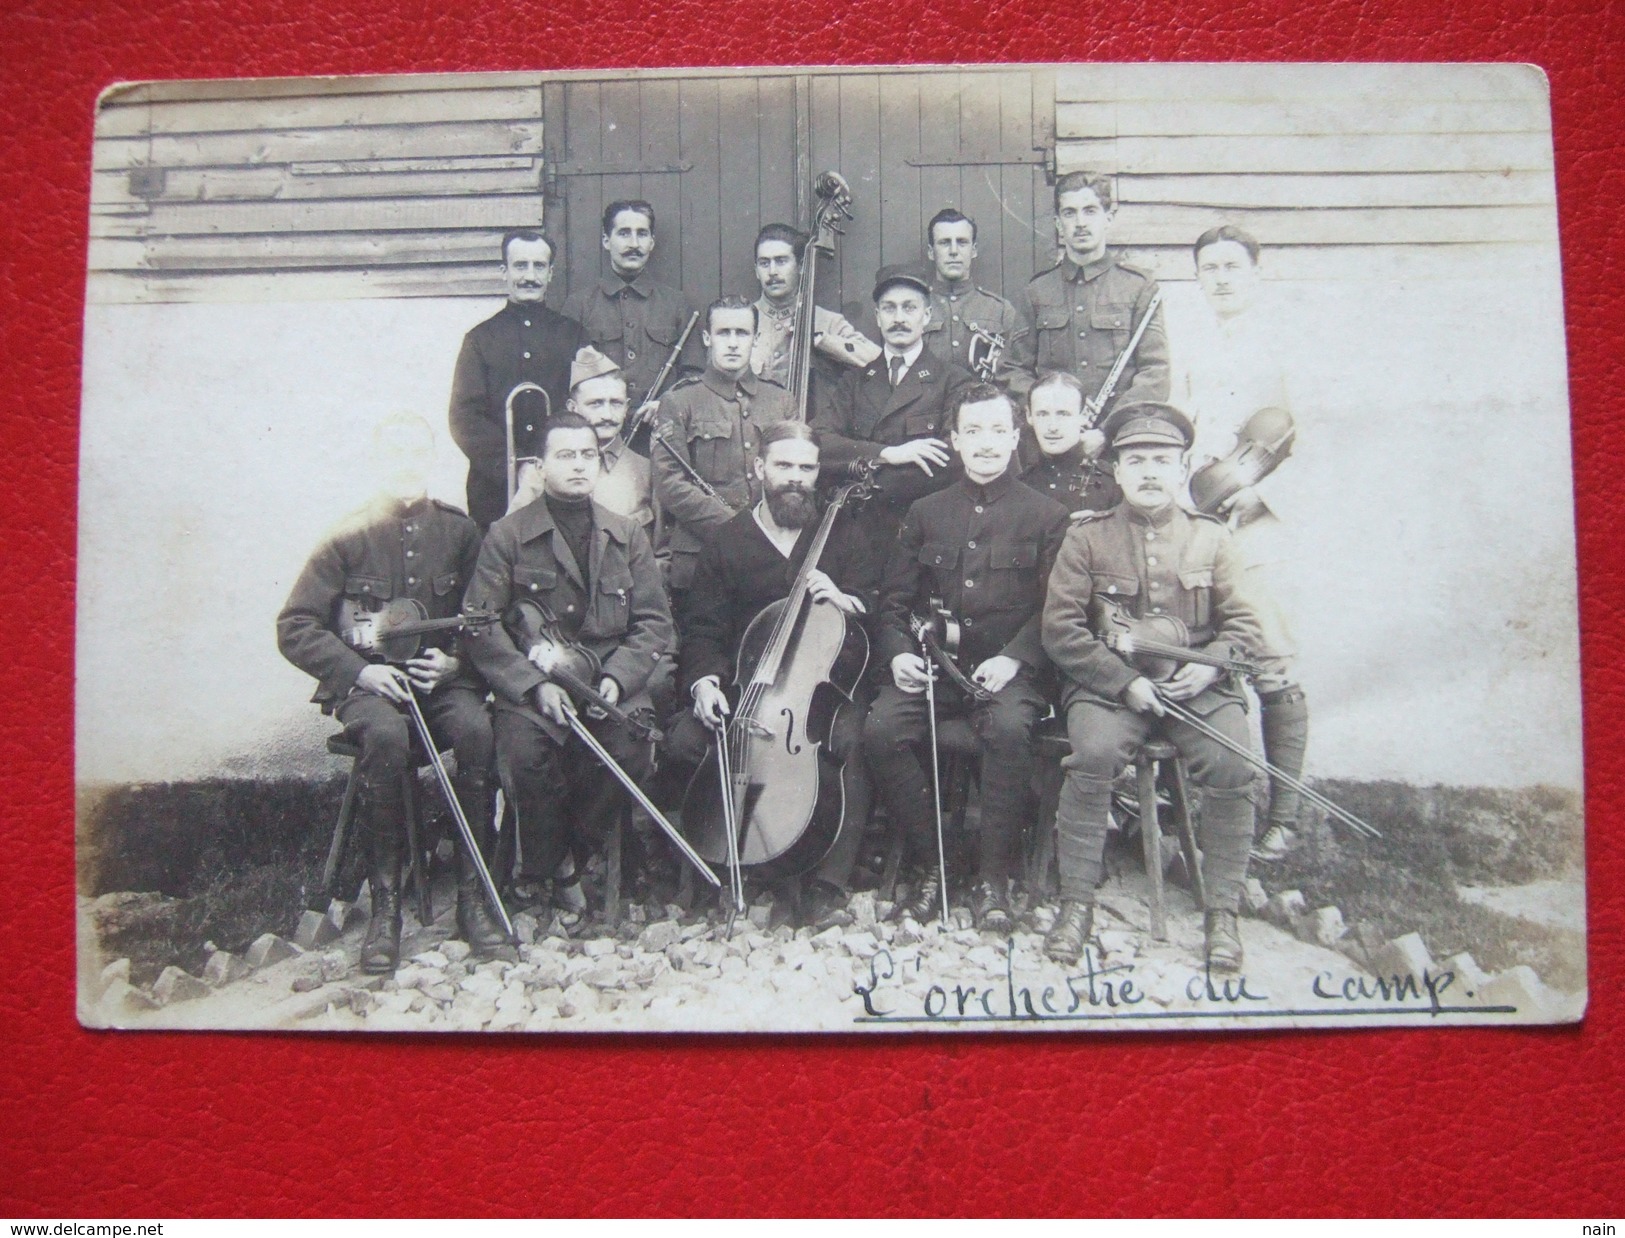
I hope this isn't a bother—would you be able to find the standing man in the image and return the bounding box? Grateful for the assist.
[277,414,503,974]
[1006,172,1168,412]
[922,208,1021,379]
[1041,402,1265,974]
[1176,225,1308,862]
[750,222,879,389]
[450,230,586,528]
[1018,370,1121,516]
[670,422,880,925]
[462,413,674,895]
[652,296,796,597]
[866,383,1067,931]
[812,265,974,554]
[562,200,699,422]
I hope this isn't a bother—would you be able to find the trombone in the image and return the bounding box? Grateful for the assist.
[504,381,552,510]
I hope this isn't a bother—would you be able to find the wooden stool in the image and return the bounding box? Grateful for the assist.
[322,735,435,926]
[1134,739,1206,940]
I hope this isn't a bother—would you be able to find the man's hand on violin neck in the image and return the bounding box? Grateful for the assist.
[972,654,1022,695]
[405,649,458,693]
[357,664,415,705]
[692,678,730,729]
[536,682,578,725]
[1123,677,1165,716]
[1161,662,1220,701]
[891,652,931,694]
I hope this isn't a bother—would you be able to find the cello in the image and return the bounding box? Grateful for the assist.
[680,469,876,883]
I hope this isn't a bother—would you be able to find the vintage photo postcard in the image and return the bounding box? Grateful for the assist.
[75,63,1585,1033]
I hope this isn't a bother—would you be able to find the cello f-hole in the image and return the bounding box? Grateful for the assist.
[781,706,801,755]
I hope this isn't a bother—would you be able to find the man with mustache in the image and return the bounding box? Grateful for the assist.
[812,265,974,556]
[749,222,879,388]
[449,230,587,528]
[1041,401,1265,975]
[922,208,1021,378]
[865,383,1067,932]
[652,295,796,602]
[1018,369,1122,516]
[1005,172,1168,412]
[562,200,700,426]
[667,422,880,925]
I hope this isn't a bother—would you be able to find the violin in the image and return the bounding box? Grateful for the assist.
[907,597,992,702]
[680,467,874,882]
[339,597,499,663]
[1188,405,1295,517]
[502,597,662,742]
[1092,595,1261,682]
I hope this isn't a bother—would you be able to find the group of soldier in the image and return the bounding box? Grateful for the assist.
[277,168,1309,983]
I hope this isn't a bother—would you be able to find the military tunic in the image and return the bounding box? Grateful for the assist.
[926,277,1021,378]
[1017,441,1122,515]
[449,301,587,527]
[651,367,796,591]
[462,495,675,879]
[1006,252,1169,409]
[562,272,698,409]
[865,472,1067,878]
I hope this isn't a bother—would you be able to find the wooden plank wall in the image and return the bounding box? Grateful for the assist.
[1052,63,1556,282]
[89,75,547,302]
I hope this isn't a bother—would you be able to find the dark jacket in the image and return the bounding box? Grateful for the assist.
[1006,252,1168,410]
[681,505,879,693]
[277,497,483,709]
[877,471,1068,674]
[462,495,673,733]
[651,367,796,590]
[1042,501,1264,714]
[449,301,587,526]
[812,342,974,520]
[562,272,699,407]
[1018,439,1122,513]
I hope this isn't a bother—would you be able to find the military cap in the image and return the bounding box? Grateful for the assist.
[872,263,932,302]
[1101,401,1194,451]
[569,345,623,392]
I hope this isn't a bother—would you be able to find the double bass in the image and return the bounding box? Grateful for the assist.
[679,471,875,881]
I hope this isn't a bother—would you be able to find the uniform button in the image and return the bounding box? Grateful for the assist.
[974,505,984,513]
[523,319,532,327]
[524,423,534,432]
[523,351,532,359]
[1079,360,1089,367]
[529,583,538,591]
[627,349,637,361]
[408,577,417,585]
[406,550,415,558]
[1106,585,1117,594]
[1146,531,1156,541]
[1149,582,1160,590]
[1152,606,1163,614]
[952,314,960,322]
[404,524,414,533]
[1147,556,1156,565]
[566,605,575,612]
[967,540,977,549]
[1078,331,1087,339]
[965,580,975,588]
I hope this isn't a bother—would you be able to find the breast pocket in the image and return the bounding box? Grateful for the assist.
[590,568,634,637]
[688,419,737,486]
[984,542,1038,609]
[918,541,959,598]
[1033,306,1072,368]
[343,573,393,603]
[1178,567,1214,631]
[513,566,560,601]
[432,571,460,598]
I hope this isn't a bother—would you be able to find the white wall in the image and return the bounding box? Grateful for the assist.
[76,246,1583,789]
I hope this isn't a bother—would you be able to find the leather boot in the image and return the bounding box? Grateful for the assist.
[896,870,943,923]
[361,829,403,975]
[969,879,1013,934]
[454,775,510,956]
[1259,688,1310,833]
[1044,900,1094,966]
[1205,909,1244,974]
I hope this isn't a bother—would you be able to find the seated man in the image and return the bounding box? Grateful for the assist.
[1018,369,1121,516]
[276,414,501,974]
[462,413,673,901]
[667,421,880,923]
[1041,402,1266,974]
[865,383,1068,931]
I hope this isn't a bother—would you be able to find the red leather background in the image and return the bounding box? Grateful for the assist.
[4,0,1621,1218]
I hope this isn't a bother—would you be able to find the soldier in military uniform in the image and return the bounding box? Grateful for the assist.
[561,200,699,422]
[449,230,587,528]
[1041,402,1266,974]
[749,222,879,387]
[1018,370,1121,515]
[652,295,796,598]
[277,414,503,975]
[812,265,974,556]
[462,413,674,893]
[922,208,1021,379]
[866,384,1068,930]
[1006,172,1169,410]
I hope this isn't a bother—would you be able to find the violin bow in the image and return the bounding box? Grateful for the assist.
[912,619,953,927]
[713,725,747,918]
[1154,693,1382,840]
[403,688,516,940]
